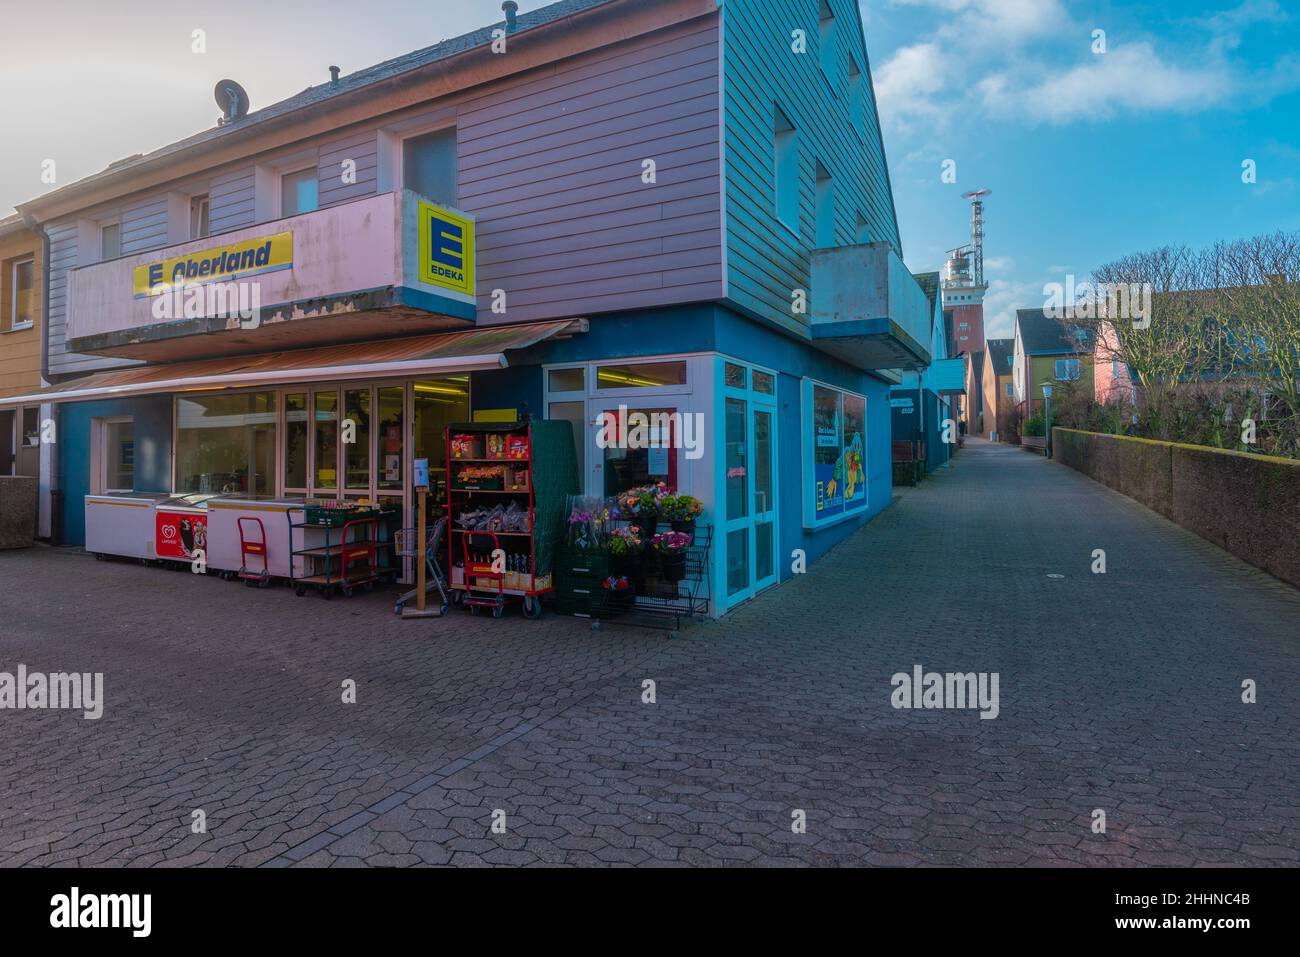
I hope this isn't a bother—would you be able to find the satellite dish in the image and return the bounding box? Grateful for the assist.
[214,79,250,124]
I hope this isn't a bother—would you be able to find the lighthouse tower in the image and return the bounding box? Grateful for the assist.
[942,190,991,435]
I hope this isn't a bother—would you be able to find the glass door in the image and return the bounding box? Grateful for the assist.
[719,360,779,610]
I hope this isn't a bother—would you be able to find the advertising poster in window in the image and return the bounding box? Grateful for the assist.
[812,386,867,521]
[813,386,843,519]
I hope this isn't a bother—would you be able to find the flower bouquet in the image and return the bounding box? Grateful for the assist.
[660,494,703,533]
[608,525,646,586]
[651,531,692,582]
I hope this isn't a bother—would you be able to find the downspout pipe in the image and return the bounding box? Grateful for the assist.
[18,209,60,544]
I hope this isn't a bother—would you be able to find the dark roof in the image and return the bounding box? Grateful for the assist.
[912,271,940,313]
[1016,308,1097,355]
[986,337,1014,373]
[26,0,615,207]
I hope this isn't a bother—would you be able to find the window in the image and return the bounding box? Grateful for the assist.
[595,361,686,389]
[1112,360,1122,377]
[190,195,210,239]
[1005,382,1015,397]
[343,388,371,490]
[773,106,799,234]
[805,380,866,526]
[818,0,836,83]
[314,391,339,490]
[103,418,134,493]
[847,58,864,138]
[724,362,747,389]
[815,162,834,248]
[547,367,584,393]
[1055,358,1081,380]
[284,393,308,490]
[175,393,275,495]
[21,408,39,448]
[100,223,121,261]
[403,128,458,206]
[958,322,969,330]
[11,258,34,329]
[280,168,319,216]
[548,400,586,480]
[855,211,871,244]
[753,370,775,395]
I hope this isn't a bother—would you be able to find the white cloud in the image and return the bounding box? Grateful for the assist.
[982,276,1046,339]
[979,43,1228,123]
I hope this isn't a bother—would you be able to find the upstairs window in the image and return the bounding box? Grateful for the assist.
[190,195,210,239]
[10,258,34,329]
[847,57,864,138]
[815,162,834,248]
[404,127,458,207]
[1055,358,1081,381]
[818,0,836,85]
[280,168,319,216]
[773,107,799,234]
[855,211,870,244]
[100,223,121,261]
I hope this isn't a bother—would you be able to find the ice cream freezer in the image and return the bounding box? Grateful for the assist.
[206,496,307,579]
[154,493,218,564]
[84,493,173,561]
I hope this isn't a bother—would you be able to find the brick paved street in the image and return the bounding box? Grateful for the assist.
[1,440,1297,867]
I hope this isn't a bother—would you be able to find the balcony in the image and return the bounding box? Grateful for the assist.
[809,242,932,372]
[926,357,967,395]
[67,190,477,361]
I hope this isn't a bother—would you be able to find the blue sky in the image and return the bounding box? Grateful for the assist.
[864,0,1300,336]
[2,0,1297,339]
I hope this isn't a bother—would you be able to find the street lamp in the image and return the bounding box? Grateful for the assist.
[1041,382,1054,458]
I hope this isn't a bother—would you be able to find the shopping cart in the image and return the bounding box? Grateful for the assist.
[392,516,450,616]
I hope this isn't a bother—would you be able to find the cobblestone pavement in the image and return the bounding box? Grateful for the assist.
[2,440,1297,867]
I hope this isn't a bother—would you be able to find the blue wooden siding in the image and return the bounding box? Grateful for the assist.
[721,0,902,337]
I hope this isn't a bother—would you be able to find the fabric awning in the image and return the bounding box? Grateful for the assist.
[1,319,585,406]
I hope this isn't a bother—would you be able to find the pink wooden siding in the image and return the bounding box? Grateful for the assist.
[456,15,723,324]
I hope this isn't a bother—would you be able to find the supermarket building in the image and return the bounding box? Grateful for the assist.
[5,0,942,616]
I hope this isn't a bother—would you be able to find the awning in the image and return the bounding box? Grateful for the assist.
[1,318,586,406]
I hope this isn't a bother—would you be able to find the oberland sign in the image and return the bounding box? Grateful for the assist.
[132,232,293,297]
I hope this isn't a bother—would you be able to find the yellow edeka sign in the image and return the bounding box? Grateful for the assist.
[417,202,474,296]
[132,233,293,298]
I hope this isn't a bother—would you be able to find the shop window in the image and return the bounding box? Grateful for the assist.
[21,408,39,448]
[314,392,339,490]
[190,195,210,240]
[726,529,748,597]
[11,258,34,329]
[773,107,799,234]
[600,406,677,498]
[280,168,319,216]
[724,362,747,390]
[175,393,275,495]
[404,128,458,207]
[724,397,747,520]
[284,393,308,490]
[548,401,586,483]
[343,388,371,491]
[100,223,120,261]
[547,367,584,393]
[102,418,134,493]
[805,381,866,526]
[753,370,775,395]
[595,361,686,389]
[377,387,405,492]
[413,377,470,506]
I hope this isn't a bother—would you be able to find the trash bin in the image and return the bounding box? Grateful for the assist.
[0,476,38,549]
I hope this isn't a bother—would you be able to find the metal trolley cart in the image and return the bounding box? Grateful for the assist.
[290,502,397,598]
[445,419,578,620]
[236,516,271,587]
[393,516,451,616]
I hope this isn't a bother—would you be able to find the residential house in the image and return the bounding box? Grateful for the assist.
[1011,308,1096,419]
[980,337,1014,440]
